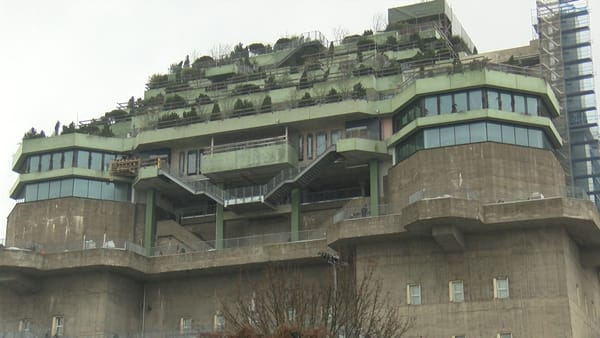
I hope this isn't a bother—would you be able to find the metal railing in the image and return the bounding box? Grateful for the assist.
[209,134,287,154]
[303,187,363,203]
[1,237,145,256]
[0,330,222,338]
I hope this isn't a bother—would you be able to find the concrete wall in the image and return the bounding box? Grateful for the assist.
[354,226,575,337]
[387,143,566,206]
[6,197,144,249]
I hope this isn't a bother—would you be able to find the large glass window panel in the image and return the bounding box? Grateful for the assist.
[88,180,102,199]
[424,97,438,116]
[90,152,103,171]
[502,125,516,144]
[63,151,73,169]
[49,180,61,199]
[487,90,500,110]
[307,134,313,159]
[103,154,115,171]
[514,95,526,114]
[28,156,40,173]
[439,94,453,114]
[298,135,304,161]
[440,126,455,146]
[453,92,467,112]
[25,184,38,202]
[40,154,51,172]
[500,92,513,112]
[101,182,115,200]
[73,178,89,197]
[37,182,50,200]
[526,97,539,115]
[187,151,197,175]
[515,127,528,146]
[469,90,483,110]
[470,122,487,142]
[52,153,62,170]
[424,128,440,148]
[455,125,470,145]
[77,150,90,169]
[528,129,544,148]
[316,132,327,155]
[115,183,129,201]
[178,151,185,175]
[488,123,502,142]
[60,179,74,197]
[331,130,341,145]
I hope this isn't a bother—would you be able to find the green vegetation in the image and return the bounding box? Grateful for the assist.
[298,92,315,107]
[23,127,45,139]
[352,82,367,99]
[196,93,212,105]
[147,74,168,89]
[158,112,180,122]
[324,88,341,103]
[233,83,262,95]
[163,95,187,110]
[260,95,272,113]
[233,99,255,115]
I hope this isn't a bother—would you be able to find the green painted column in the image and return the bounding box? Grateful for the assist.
[215,203,224,249]
[291,188,301,241]
[144,189,156,256]
[369,159,379,216]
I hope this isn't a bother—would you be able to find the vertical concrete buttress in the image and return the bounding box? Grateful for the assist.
[144,189,156,256]
[369,159,379,216]
[291,188,301,241]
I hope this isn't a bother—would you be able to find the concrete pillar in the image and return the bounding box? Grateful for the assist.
[144,189,156,256]
[369,159,379,216]
[291,188,301,241]
[215,203,224,249]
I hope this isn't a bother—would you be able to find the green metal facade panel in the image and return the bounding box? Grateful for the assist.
[201,143,297,174]
[335,138,388,155]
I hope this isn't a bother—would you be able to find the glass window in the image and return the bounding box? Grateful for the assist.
[453,92,467,112]
[90,152,103,171]
[77,150,90,169]
[60,179,74,197]
[187,151,197,175]
[73,178,89,197]
[307,133,313,159]
[49,180,61,199]
[500,92,513,112]
[52,316,64,337]
[103,154,116,171]
[499,333,512,338]
[331,130,341,145]
[528,129,543,148]
[487,90,500,110]
[178,151,185,175]
[455,125,470,145]
[469,90,483,110]
[515,126,528,146]
[101,182,115,200]
[408,284,421,305]
[63,151,73,169]
[527,97,539,115]
[115,183,129,201]
[502,125,515,144]
[37,182,50,200]
[439,94,453,114]
[298,135,304,161]
[40,154,51,172]
[514,95,526,113]
[88,180,102,199]
[440,126,455,146]
[424,128,440,148]
[28,156,40,173]
[470,122,487,142]
[316,132,327,156]
[25,184,38,202]
[488,123,502,142]
[52,153,62,170]
[450,280,464,302]
[494,277,509,299]
[424,97,438,116]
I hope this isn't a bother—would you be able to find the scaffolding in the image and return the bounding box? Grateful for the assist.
[536,0,600,206]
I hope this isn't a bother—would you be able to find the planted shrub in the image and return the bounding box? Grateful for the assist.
[144,94,164,107]
[196,93,212,105]
[274,37,292,51]
[158,112,180,122]
[342,34,361,44]
[147,74,168,89]
[61,122,77,135]
[163,95,187,110]
[233,83,261,95]
[385,36,398,51]
[264,75,279,91]
[298,92,315,107]
[298,71,311,89]
[352,83,367,100]
[192,56,214,68]
[104,109,128,119]
[212,103,221,114]
[356,38,375,52]
[99,125,114,137]
[248,43,267,55]
[324,88,341,103]
[233,99,255,115]
[23,127,45,139]
[260,96,272,113]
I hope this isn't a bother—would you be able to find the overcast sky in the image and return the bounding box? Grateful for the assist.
[0,0,598,238]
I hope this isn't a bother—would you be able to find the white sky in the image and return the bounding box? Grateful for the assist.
[0,0,598,238]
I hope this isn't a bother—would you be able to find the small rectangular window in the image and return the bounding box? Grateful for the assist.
[501,125,515,144]
[103,153,116,171]
[316,132,327,156]
[187,150,197,175]
[407,284,421,305]
[487,123,502,142]
[180,317,192,333]
[179,151,185,175]
[52,315,64,336]
[470,122,487,142]
[515,127,528,146]
[498,333,512,338]
[439,94,453,114]
[487,90,500,110]
[440,126,455,146]
[424,128,441,148]
[500,92,513,112]
[449,280,464,302]
[526,97,539,115]
[52,152,63,170]
[494,277,509,299]
[63,151,73,169]
[514,95,526,113]
[453,92,467,112]
[76,150,90,169]
[331,130,341,145]
[90,152,103,171]
[40,154,52,172]
[298,135,304,161]
[19,318,31,332]
[37,182,50,200]
[214,312,225,331]
[424,96,438,116]
[468,90,483,110]
[453,335,466,338]
[49,180,61,199]
[307,134,313,160]
[60,179,74,197]
[25,184,38,202]
[455,125,470,145]
[28,155,40,173]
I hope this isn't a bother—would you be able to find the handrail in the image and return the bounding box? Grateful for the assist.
[210,135,287,154]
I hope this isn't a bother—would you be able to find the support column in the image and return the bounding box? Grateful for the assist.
[369,159,379,216]
[144,189,156,256]
[215,203,224,249]
[291,188,301,241]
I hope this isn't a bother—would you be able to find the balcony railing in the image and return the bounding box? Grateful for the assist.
[0,237,145,256]
[209,134,287,155]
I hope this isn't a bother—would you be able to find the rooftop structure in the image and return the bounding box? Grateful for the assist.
[1,0,600,336]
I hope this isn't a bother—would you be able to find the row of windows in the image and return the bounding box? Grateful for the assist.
[297,126,372,161]
[179,150,203,176]
[393,88,549,132]
[26,150,121,174]
[22,178,130,202]
[18,316,63,335]
[406,277,509,306]
[395,122,552,162]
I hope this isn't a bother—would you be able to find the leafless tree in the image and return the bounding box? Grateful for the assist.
[372,12,388,33]
[331,26,350,43]
[220,262,414,337]
[210,43,232,61]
